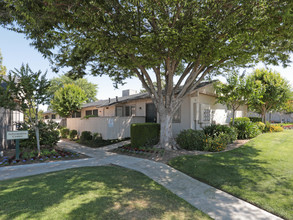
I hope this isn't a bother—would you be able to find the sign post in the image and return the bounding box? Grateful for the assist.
[7,131,29,160]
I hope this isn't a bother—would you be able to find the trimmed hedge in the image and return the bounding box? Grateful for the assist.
[249,117,262,122]
[131,123,160,147]
[176,129,206,151]
[60,128,70,138]
[203,124,238,143]
[80,131,92,142]
[69,129,78,140]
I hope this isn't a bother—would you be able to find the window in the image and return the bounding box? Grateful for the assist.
[72,111,81,118]
[203,109,210,122]
[173,106,181,123]
[116,106,123,116]
[93,110,98,116]
[51,114,56,119]
[86,110,92,116]
[45,115,49,119]
[125,106,130,116]
[131,106,136,116]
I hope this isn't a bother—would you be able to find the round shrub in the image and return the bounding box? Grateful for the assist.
[230,117,250,126]
[60,128,70,138]
[204,133,230,152]
[270,125,284,132]
[93,133,103,142]
[233,121,261,139]
[80,131,92,142]
[203,124,237,143]
[69,129,78,140]
[255,122,265,132]
[176,129,206,151]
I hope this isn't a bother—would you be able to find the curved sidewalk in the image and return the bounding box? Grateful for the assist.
[0,140,282,220]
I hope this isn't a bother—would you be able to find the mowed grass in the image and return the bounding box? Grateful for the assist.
[169,130,293,219]
[0,166,210,220]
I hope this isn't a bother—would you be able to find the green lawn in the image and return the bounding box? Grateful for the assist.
[169,130,293,219]
[0,166,210,220]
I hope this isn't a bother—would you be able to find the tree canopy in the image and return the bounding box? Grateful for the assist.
[48,75,98,103]
[246,68,292,122]
[0,49,6,75]
[50,84,88,118]
[214,71,248,125]
[0,64,50,155]
[1,0,293,149]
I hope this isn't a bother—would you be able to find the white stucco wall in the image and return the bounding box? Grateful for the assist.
[66,116,145,140]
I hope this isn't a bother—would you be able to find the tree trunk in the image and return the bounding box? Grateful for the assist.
[35,126,41,156]
[232,108,235,126]
[157,107,178,150]
[262,108,267,123]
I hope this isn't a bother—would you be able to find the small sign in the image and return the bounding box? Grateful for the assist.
[108,118,114,128]
[7,131,29,140]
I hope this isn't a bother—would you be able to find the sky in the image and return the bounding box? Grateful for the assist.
[1,26,293,109]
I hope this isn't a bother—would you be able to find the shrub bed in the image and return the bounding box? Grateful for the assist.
[131,123,160,147]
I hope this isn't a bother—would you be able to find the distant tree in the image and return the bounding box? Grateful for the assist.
[50,84,88,118]
[246,69,291,123]
[1,1,293,149]
[214,71,248,125]
[48,75,98,103]
[0,64,50,156]
[0,49,6,75]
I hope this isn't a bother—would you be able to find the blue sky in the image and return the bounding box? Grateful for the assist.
[1,26,293,103]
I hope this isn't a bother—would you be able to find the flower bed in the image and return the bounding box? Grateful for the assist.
[0,148,84,167]
[282,124,293,129]
[114,145,164,157]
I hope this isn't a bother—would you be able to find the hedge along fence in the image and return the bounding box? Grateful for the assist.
[131,123,160,147]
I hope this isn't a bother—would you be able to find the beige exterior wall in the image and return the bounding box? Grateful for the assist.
[66,116,145,140]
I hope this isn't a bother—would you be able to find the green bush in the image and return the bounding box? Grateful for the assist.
[176,129,206,151]
[131,123,160,147]
[203,133,230,152]
[264,122,271,133]
[255,122,265,132]
[270,125,284,132]
[93,133,103,142]
[60,128,70,138]
[80,131,92,142]
[233,120,261,139]
[69,129,78,140]
[249,117,262,122]
[230,117,250,126]
[18,121,60,148]
[203,124,237,143]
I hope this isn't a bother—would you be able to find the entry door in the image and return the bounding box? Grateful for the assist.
[146,103,157,123]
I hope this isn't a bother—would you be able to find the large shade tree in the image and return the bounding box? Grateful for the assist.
[1,0,293,149]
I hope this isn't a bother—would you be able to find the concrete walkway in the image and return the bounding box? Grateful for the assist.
[0,140,282,220]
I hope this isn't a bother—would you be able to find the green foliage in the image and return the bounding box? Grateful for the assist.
[80,131,92,142]
[48,75,98,103]
[0,49,6,75]
[50,84,88,117]
[230,117,250,125]
[131,123,160,147]
[255,122,265,132]
[60,128,70,138]
[18,121,60,148]
[246,69,292,122]
[203,133,230,152]
[264,123,284,133]
[0,64,50,154]
[214,71,248,124]
[249,117,262,122]
[233,120,261,139]
[69,129,78,140]
[203,124,237,143]
[92,133,102,142]
[176,129,206,151]
[2,1,293,149]
[270,125,284,132]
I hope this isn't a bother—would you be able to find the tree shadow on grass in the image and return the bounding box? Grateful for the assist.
[169,143,293,219]
[0,166,209,220]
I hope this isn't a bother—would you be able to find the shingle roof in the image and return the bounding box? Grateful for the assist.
[94,80,216,108]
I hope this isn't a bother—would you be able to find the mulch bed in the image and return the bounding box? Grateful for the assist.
[0,147,88,167]
[112,140,250,164]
